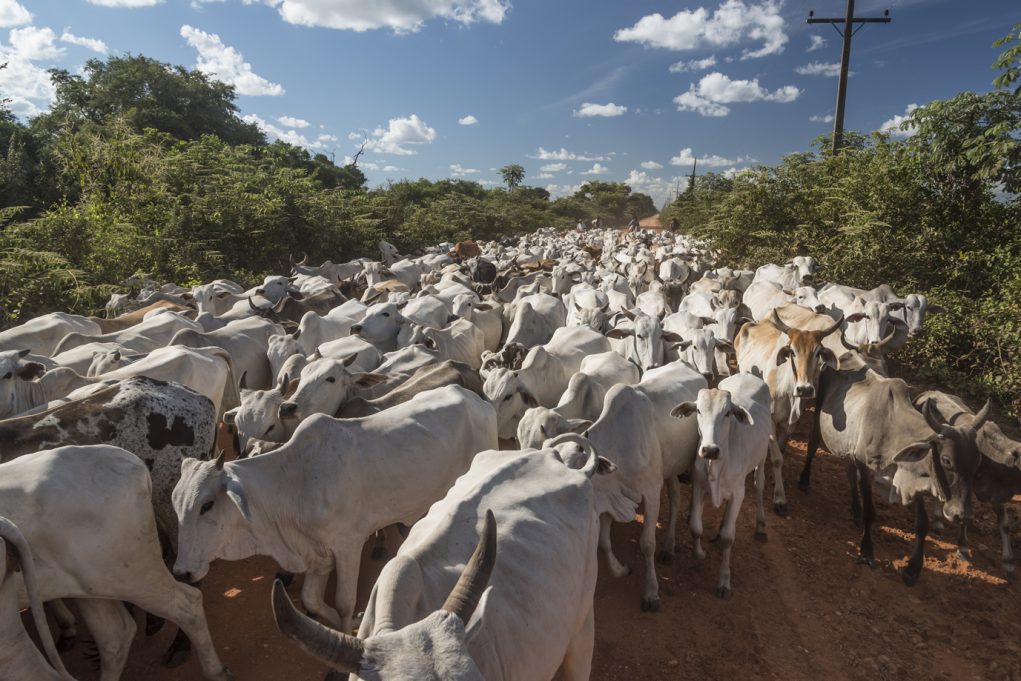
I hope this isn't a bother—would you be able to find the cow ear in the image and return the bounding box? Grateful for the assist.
[730,404,754,425]
[223,407,238,426]
[715,339,735,353]
[887,301,905,311]
[284,379,300,398]
[475,303,493,312]
[671,401,697,418]
[223,470,252,522]
[894,441,933,464]
[568,418,593,434]
[928,304,946,314]
[215,291,232,299]
[605,328,633,339]
[237,370,248,391]
[355,373,387,388]
[775,345,793,366]
[520,391,539,408]
[846,312,866,323]
[16,362,45,380]
[17,349,30,358]
[276,372,290,393]
[662,331,685,343]
[341,354,358,368]
[819,348,838,370]
[670,340,693,352]
[595,456,617,475]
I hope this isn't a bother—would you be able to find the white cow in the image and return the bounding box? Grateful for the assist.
[0,312,100,357]
[0,446,231,681]
[503,293,566,348]
[295,300,367,355]
[671,373,773,597]
[278,356,386,422]
[606,312,684,372]
[403,319,486,370]
[172,385,498,634]
[451,294,503,352]
[52,310,203,355]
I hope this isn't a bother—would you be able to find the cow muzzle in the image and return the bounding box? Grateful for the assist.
[700,444,720,460]
[795,385,815,398]
[349,324,363,336]
[173,569,197,584]
[279,402,299,418]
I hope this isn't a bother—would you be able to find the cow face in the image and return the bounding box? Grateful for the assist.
[350,303,403,345]
[790,256,819,285]
[516,406,591,450]
[279,357,385,422]
[846,300,906,345]
[673,389,753,503]
[234,384,292,448]
[258,276,293,304]
[712,306,744,344]
[789,287,826,314]
[88,349,131,377]
[772,312,842,399]
[899,294,944,338]
[571,294,610,333]
[676,327,732,384]
[607,314,682,372]
[173,454,250,583]
[483,368,538,440]
[0,350,43,419]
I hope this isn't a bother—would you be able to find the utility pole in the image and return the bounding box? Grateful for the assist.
[808,2,891,154]
[687,158,697,195]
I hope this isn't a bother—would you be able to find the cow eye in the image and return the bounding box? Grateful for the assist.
[325,376,337,383]
[200,500,215,515]
[1,372,10,379]
[503,395,513,402]
[265,424,274,433]
[637,334,646,340]
[381,312,390,317]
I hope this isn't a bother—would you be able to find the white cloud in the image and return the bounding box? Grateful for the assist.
[86,0,161,6]
[528,146,607,162]
[458,114,478,125]
[669,147,752,167]
[613,0,787,60]
[317,133,337,142]
[360,114,437,155]
[624,169,690,206]
[580,163,610,175]
[243,113,337,151]
[796,61,842,77]
[809,114,834,123]
[0,0,31,28]
[450,163,479,176]
[807,34,826,52]
[9,26,64,60]
[269,0,509,32]
[277,115,309,128]
[0,53,54,115]
[641,160,663,170]
[574,101,627,118]
[59,29,108,54]
[546,183,583,199]
[674,71,799,116]
[180,24,284,96]
[879,104,919,138]
[540,162,568,172]
[669,55,717,73]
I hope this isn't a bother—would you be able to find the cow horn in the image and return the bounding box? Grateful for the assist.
[839,331,859,352]
[971,399,993,432]
[248,297,259,311]
[271,580,364,674]
[770,308,792,335]
[876,328,897,348]
[442,509,497,624]
[238,370,248,391]
[213,450,225,470]
[819,313,844,338]
[299,253,309,266]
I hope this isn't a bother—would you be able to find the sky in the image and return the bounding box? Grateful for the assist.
[1,0,1017,206]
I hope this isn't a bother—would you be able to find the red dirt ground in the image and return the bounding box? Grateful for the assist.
[53,437,1021,681]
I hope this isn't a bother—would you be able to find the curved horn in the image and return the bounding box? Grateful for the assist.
[442,509,497,624]
[213,450,225,470]
[248,297,260,311]
[272,580,364,674]
[770,308,792,335]
[299,253,309,266]
[971,399,993,432]
[839,330,859,352]
[876,328,897,349]
[819,313,844,339]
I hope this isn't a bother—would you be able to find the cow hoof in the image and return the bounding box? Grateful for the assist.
[221,668,235,681]
[773,502,788,517]
[371,545,388,561]
[640,597,660,612]
[900,567,921,587]
[656,550,673,564]
[957,548,972,562]
[677,472,692,485]
[754,530,768,543]
[709,534,722,545]
[857,555,876,568]
[145,614,166,636]
[932,522,945,534]
[275,571,294,587]
[56,634,76,652]
[162,647,190,669]
[797,478,811,493]
[716,586,731,600]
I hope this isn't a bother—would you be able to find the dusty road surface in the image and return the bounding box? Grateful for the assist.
[53,438,1021,681]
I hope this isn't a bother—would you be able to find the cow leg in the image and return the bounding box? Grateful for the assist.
[931,498,945,533]
[799,415,821,493]
[715,487,744,599]
[768,434,787,516]
[300,570,342,629]
[754,460,767,540]
[370,530,388,561]
[856,463,877,567]
[46,599,78,651]
[639,490,662,612]
[847,462,863,529]
[132,581,231,681]
[689,464,707,561]
[559,605,594,681]
[901,493,929,586]
[598,514,631,578]
[333,548,362,633]
[996,503,1015,581]
[77,598,136,681]
[956,519,971,562]
[657,477,681,563]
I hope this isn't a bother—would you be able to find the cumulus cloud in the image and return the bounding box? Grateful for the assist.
[458,114,478,125]
[669,55,717,73]
[9,26,64,60]
[86,0,162,6]
[674,71,799,116]
[540,162,568,172]
[0,52,54,115]
[528,146,607,162]
[545,183,583,199]
[669,147,751,167]
[613,0,787,60]
[59,29,108,54]
[624,169,690,206]
[641,160,663,170]
[267,0,509,32]
[809,113,834,123]
[450,163,479,176]
[574,101,627,118]
[278,115,309,128]
[807,34,826,52]
[0,0,31,28]
[359,114,437,155]
[879,104,919,138]
[243,113,336,151]
[796,61,842,77]
[180,24,284,96]
[580,163,610,175]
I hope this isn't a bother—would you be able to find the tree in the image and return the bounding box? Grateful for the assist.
[500,164,525,190]
[993,21,1021,94]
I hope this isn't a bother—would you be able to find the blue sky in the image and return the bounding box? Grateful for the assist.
[1,0,1017,205]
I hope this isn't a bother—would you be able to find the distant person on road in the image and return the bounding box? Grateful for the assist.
[576,220,586,231]
[627,217,639,233]
[591,216,601,230]
[669,217,679,233]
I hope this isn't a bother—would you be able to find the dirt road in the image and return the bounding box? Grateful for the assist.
[58,438,1020,681]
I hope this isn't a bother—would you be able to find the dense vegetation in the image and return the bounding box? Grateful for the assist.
[1,23,1019,412]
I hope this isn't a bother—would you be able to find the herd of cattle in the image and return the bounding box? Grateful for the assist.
[1,227,1019,681]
